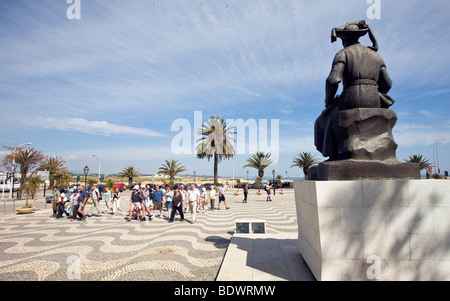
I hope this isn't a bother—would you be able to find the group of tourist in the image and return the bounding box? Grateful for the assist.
[50,182,232,224]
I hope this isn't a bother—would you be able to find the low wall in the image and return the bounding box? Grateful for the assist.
[294,180,450,280]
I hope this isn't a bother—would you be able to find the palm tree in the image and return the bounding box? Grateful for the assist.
[23,175,43,206]
[38,156,68,189]
[104,178,115,190]
[254,177,262,193]
[404,154,431,171]
[277,174,283,192]
[291,152,320,180]
[87,177,98,187]
[158,159,187,185]
[243,152,274,191]
[53,172,72,189]
[3,146,45,199]
[196,116,236,185]
[119,165,141,187]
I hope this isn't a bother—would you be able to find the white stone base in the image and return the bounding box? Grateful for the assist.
[294,180,450,281]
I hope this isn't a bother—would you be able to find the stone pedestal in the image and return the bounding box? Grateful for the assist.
[294,180,450,281]
[334,108,398,161]
[309,160,420,181]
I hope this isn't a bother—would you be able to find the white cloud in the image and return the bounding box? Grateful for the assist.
[26,117,164,138]
[393,127,450,147]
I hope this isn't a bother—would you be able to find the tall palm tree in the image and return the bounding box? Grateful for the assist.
[291,152,320,180]
[196,116,236,185]
[243,152,274,191]
[158,159,187,185]
[3,146,45,199]
[119,165,141,187]
[38,156,68,189]
[404,154,431,171]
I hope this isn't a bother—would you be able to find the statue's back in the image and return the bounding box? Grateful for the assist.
[339,44,385,110]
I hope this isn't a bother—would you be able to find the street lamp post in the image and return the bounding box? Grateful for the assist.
[9,142,32,199]
[246,170,249,182]
[83,166,89,187]
[92,154,100,184]
[435,139,445,175]
[272,169,276,196]
[193,171,196,183]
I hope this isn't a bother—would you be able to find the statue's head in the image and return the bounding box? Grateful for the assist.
[331,20,378,51]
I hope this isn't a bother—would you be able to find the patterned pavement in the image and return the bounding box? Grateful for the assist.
[0,189,298,281]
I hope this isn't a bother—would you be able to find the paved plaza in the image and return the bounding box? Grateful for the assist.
[0,189,313,281]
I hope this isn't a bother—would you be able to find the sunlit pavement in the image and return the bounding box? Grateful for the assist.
[0,189,305,281]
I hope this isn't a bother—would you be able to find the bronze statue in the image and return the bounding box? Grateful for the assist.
[311,21,419,180]
[315,20,395,161]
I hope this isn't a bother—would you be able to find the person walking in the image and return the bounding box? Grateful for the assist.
[50,187,61,218]
[66,189,76,218]
[141,184,152,221]
[200,187,208,214]
[180,184,187,213]
[169,189,184,222]
[264,182,273,202]
[127,185,143,222]
[209,187,216,211]
[165,186,173,213]
[187,183,200,222]
[70,189,85,221]
[103,187,111,214]
[242,183,249,203]
[56,192,69,219]
[112,187,123,215]
[218,183,230,210]
[153,185,165,218]
[88,184,102,217]
[78,185,89,221]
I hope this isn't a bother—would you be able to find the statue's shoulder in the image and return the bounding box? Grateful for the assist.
[332,49,346,65]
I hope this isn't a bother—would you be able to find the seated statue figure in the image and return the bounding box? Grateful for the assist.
[314,20,397,162]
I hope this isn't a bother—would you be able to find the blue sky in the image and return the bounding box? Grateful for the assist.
[1,0,449,179]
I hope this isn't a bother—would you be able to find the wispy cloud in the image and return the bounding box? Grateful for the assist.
[26,117,164,138]
[394,127,450,147]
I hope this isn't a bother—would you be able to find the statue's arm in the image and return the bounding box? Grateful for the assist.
[378,66,392,94]
[325,61,345,107]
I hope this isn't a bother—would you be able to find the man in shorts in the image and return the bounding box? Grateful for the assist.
[127,185,143,221]
[218,183,230,210]
[141,184,152,221]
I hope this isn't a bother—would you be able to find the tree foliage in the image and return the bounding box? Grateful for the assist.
[158,159,186,185]
[196,116,235,185]
[291,152,320,180]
